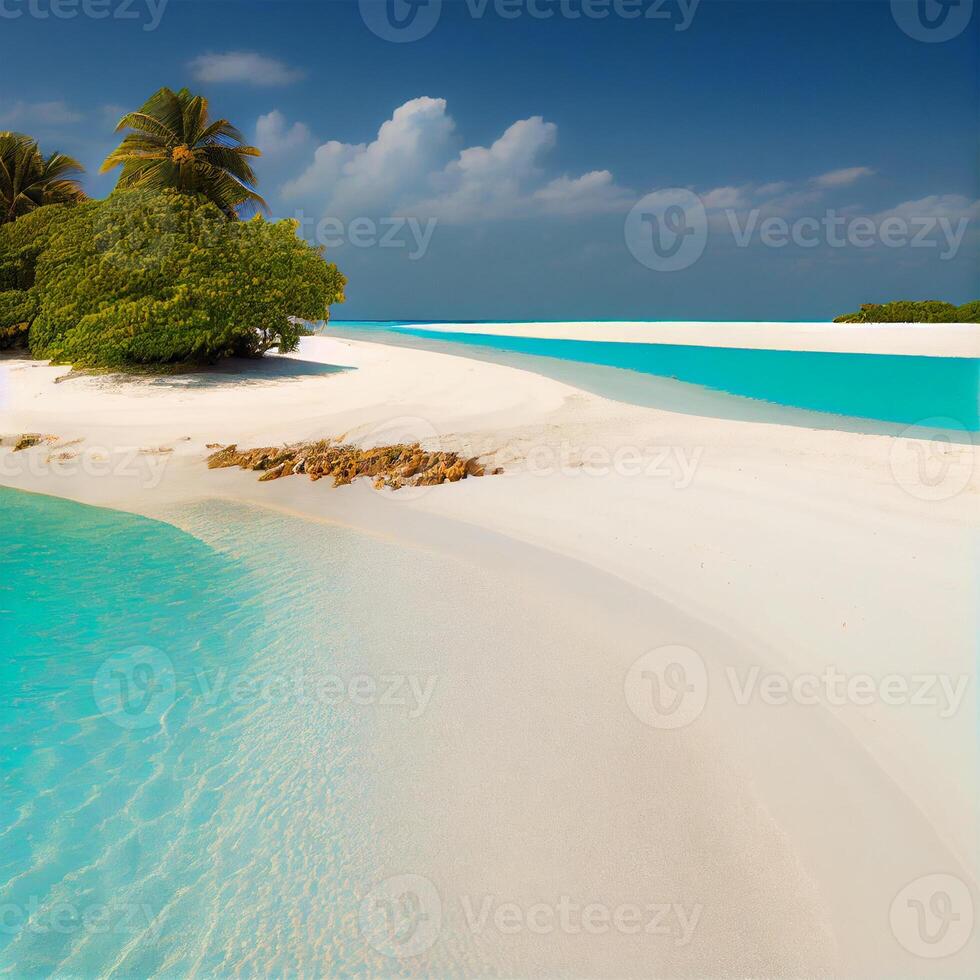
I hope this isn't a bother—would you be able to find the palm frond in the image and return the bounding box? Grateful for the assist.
[196,119,247,147]
[41,151,84,181]
[100,87,266,220]
[142,87,187,136]
[198,145,259,185]
[0,132,86,223]
[113,112,178,143]
[182,95,208,145]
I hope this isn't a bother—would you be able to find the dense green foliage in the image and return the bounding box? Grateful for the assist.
[0,132,86,225]
[954,301,980,322]
[0,92,344,367]
[101,88,265,219]
[834,300,980,323]
[0,205,66,348]
[1,190,344,366]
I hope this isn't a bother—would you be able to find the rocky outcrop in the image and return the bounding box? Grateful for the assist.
[207,439,500,490]
[11,434,57,452]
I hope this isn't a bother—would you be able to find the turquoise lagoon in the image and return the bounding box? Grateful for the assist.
[328,322,980,432]
[3,487,653,976]
[0,488,527,976]
[0,489,376,974]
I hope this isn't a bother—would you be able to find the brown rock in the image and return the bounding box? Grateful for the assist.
[205,439,501,491]
[13,434,54,452]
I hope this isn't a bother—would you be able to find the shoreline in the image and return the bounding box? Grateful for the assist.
[2,332,978,974]
[384,320,980,357]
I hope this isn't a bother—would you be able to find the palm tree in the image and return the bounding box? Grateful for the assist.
[0,132,86,225]
[101,87,266,219]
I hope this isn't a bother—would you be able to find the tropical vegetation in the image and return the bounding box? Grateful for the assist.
[0,132,85,225]
[0,190,343,367]
[834,300,980,323]
[0,86,346,366]
[0,205,66,348]
[101,87,266,219]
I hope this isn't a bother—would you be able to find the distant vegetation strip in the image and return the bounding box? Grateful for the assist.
[834,301,979,323]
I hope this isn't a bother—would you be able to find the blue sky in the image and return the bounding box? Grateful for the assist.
[1,0,977,320]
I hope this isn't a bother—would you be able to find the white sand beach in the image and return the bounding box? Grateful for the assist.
[1,328,977,977]
[395,320,980,356]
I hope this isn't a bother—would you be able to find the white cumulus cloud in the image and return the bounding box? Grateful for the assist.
[700,185,748,210]
[280,98,632,222]
[283,96,455,216]
[813,166,875,188]
[533,170,633,216]
[873,194,980,223]
[189,51,305,87]
[256,110,312,156]
[411,115,557,221]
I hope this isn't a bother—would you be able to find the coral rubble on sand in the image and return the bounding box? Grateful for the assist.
[10,434,58,452]
[207,440,499,490]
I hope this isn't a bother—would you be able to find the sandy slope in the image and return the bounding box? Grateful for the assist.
[1,333,977,977]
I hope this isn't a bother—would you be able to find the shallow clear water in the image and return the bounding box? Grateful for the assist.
[0,489,377,974]
[9,487,706,977]
[328,321,980,431]
[4,486,968,976]
[5,487,745,977]
[1,488,522,976]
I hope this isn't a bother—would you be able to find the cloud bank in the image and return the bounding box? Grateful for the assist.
[263,96,977,243]
[278,97,632,221]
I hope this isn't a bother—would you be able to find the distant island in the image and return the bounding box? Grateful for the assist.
[834,300,979,323]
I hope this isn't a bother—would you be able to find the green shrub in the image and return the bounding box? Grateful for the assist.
[0,291,38,349]
[28,189,345,367]
[833,300,976,323]
[0,205,67,348]
[955,301,980,323]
